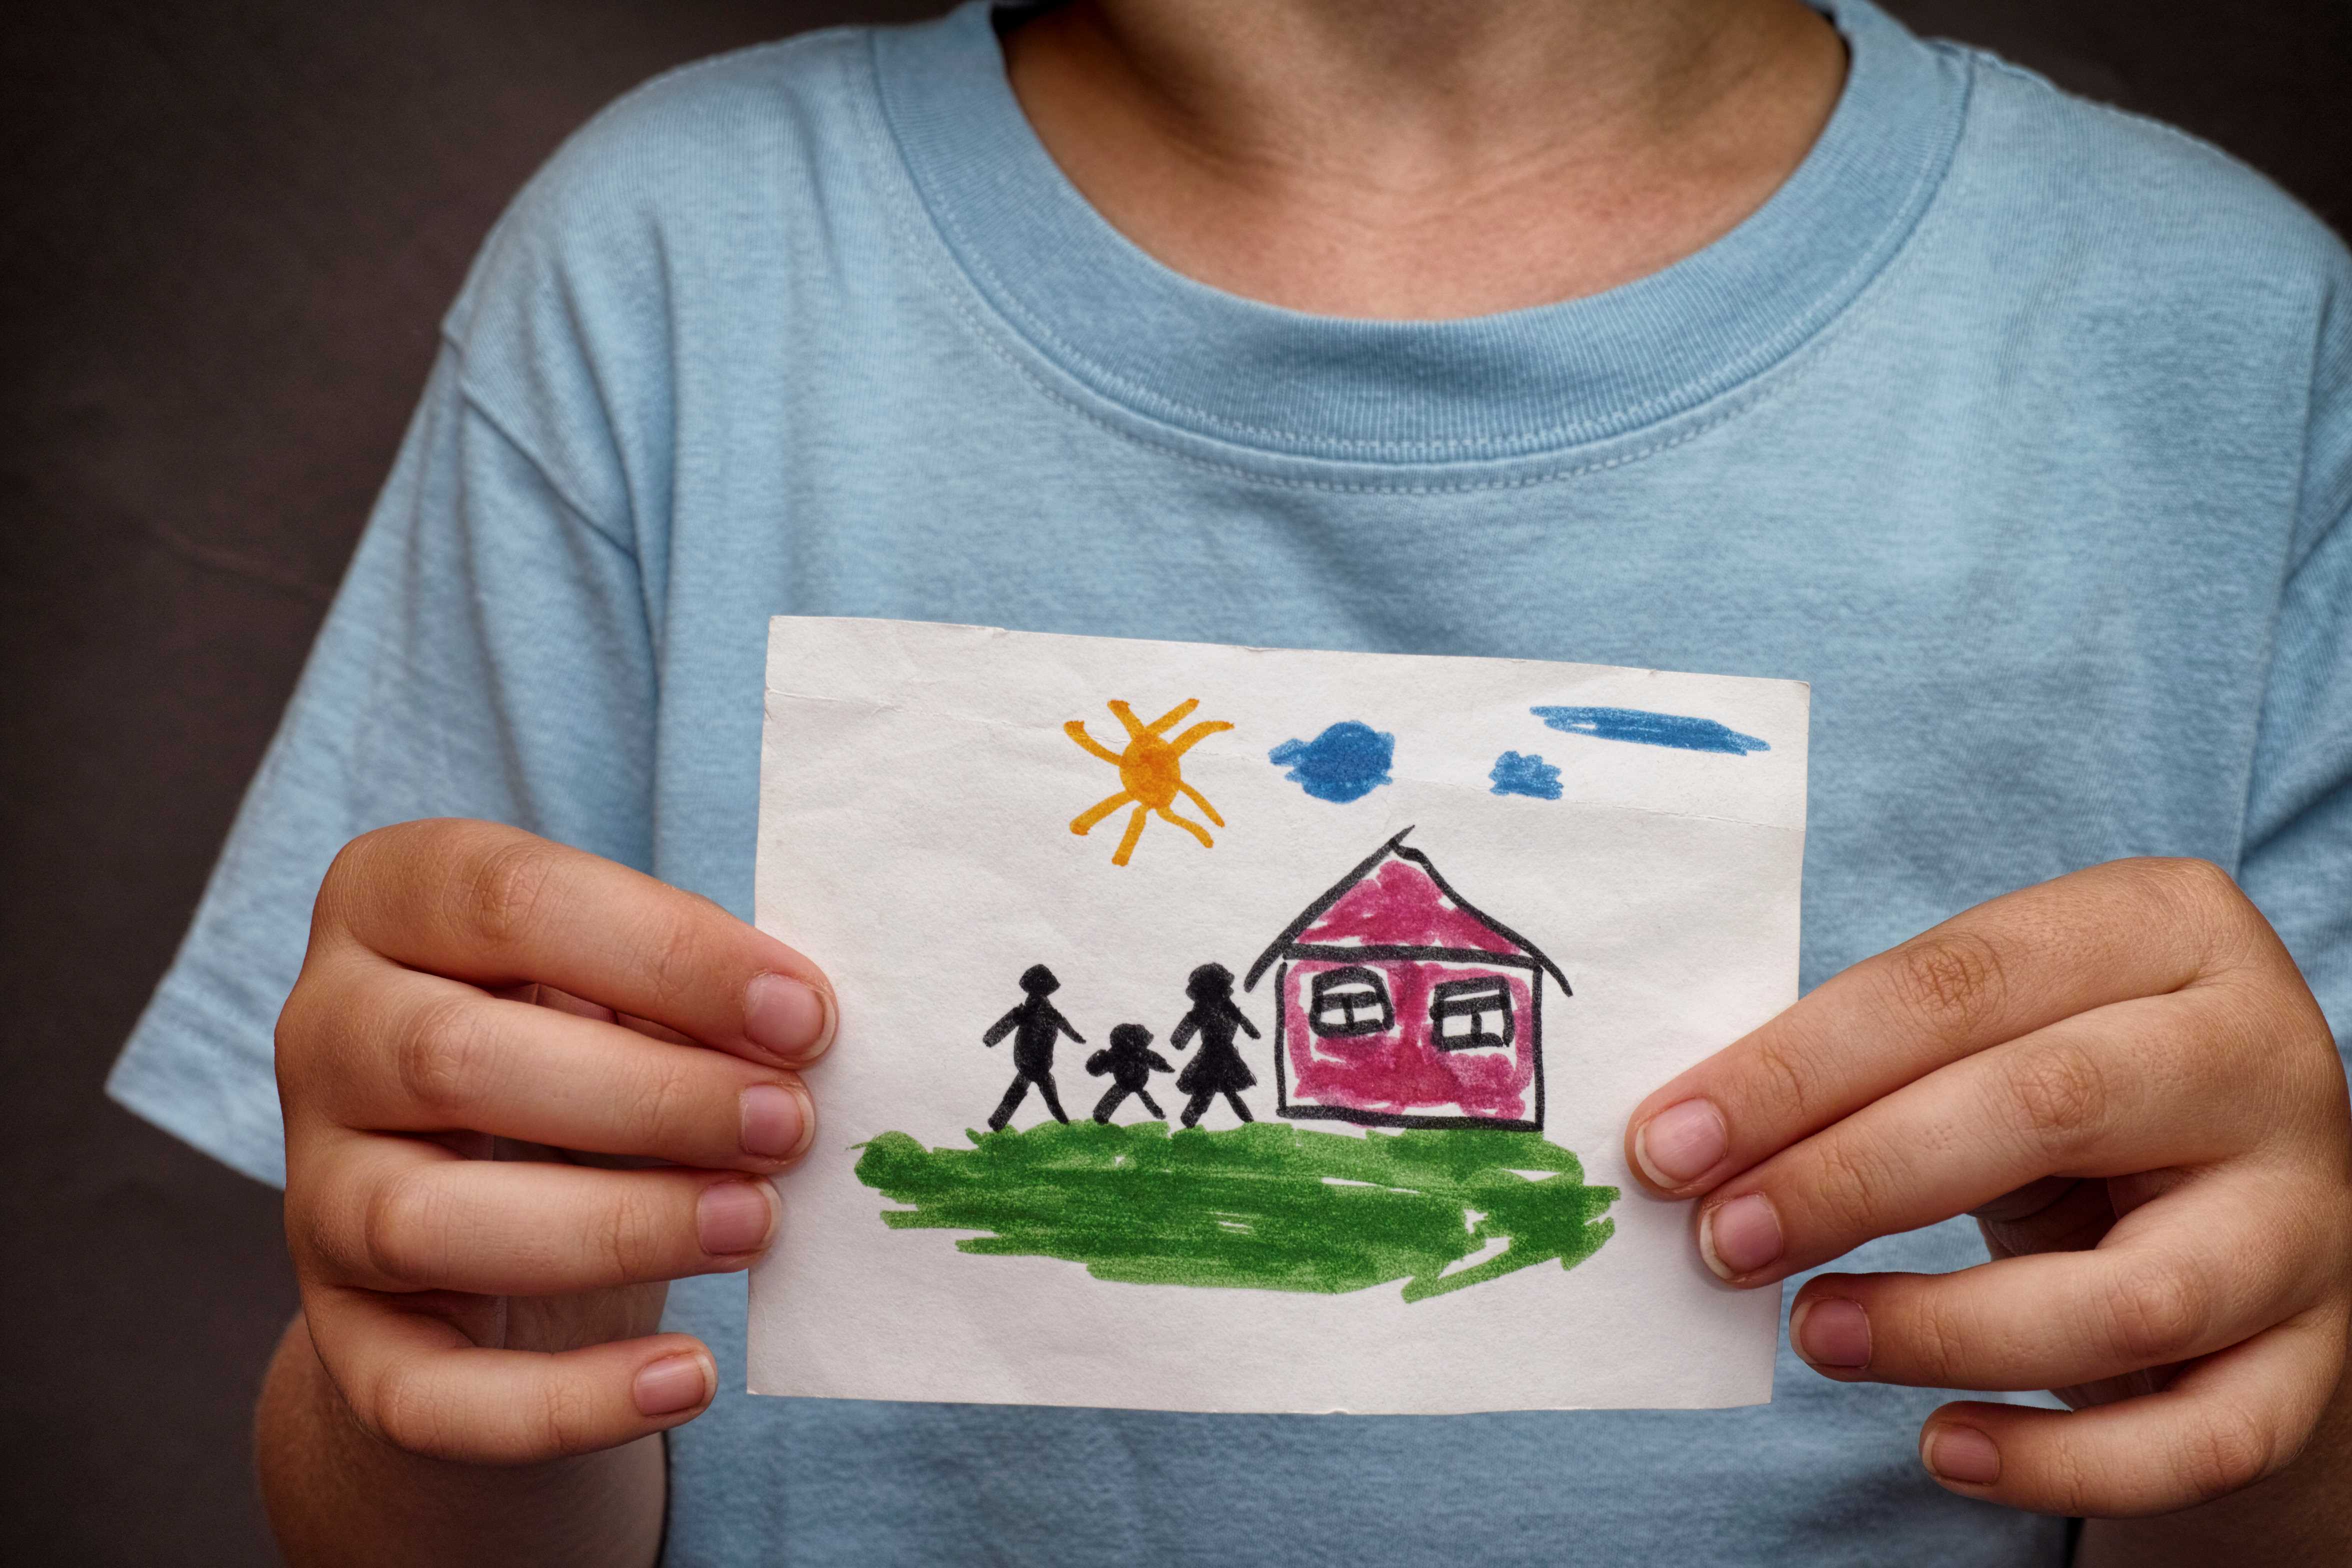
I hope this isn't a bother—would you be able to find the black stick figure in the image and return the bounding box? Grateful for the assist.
[983,964,1082,1132]
[1170,962,1260,1128]
[1086,1023,1173,1124]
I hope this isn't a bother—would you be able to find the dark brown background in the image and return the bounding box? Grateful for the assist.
[2,3,2345,1562]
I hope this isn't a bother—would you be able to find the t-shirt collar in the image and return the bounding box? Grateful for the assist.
[874,0,1965,464]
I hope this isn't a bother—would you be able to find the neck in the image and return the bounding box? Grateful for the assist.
[1004,0,1847,318]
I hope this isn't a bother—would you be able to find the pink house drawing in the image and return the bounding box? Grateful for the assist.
[1243,830,1568,1131]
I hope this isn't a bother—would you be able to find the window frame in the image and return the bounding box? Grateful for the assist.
[1308,965,1395,1038]
[1429,976,1515,1052]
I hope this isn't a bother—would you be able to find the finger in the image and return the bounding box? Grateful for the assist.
[1788,1177,2329,1391]
[494,981,700,1048]
[1626,858,2276,1195]
[306,968,814,1170]
[1978,1166,2208,1264]
[1689,996,2255,1284]
[1975,1176,2114,1259]
[301,1138,781,1296]
[492,982,614,1022]
[320,820,834,1066]
[306,1290,720,1464]
[1914,1304,2346,1516]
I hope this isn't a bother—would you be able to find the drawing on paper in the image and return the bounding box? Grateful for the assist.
[1170,962,1260,1126]
[1532,704,1770,756]
[1066,698,1234,866]
[1086,1024,1173,1124]
[1488,750,1562,799]
[1267,720,1394,802]
[856,1121,1615,1302]
[1248,830,1564,1132]
[982,964,1084,1132]
[862,832,1612,1300]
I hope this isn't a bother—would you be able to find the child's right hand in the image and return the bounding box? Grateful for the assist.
[272,820,834,1465]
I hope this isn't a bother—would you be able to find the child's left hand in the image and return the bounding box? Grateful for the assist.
[1626,858,2352,1519]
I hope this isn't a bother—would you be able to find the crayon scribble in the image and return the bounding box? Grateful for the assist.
[1066,698,1233,866]
[856,1120,1615,1302]
[1488,751,1562,800]
[1532,706,1769,756]
[1268,721,1394,803]
[982,964,1082,1132]
[1246,830,1562,1131]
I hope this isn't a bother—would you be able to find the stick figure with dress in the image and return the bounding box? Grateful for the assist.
[1170,962,1260,1127]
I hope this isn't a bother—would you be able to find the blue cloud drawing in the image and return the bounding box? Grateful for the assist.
[1268,722,1394,803]
[1489,751,1562,800]
[1532,705,1770,756]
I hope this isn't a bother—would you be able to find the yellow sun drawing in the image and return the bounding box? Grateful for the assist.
[1064,698,1234,866]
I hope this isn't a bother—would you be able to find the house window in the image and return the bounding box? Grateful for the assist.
[1430,978,1514,1051]
[1309,966,1394,1036]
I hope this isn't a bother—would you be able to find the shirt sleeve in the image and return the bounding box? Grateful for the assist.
[104,344,656,1187]
[2239,260,2352,1059]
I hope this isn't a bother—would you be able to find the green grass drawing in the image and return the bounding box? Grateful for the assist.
[854,1120,1616,1302]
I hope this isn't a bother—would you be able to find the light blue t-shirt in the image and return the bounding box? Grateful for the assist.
[110,2,2352,1562]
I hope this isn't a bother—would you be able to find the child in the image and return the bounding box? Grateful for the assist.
[106,0,2352,1564]
[1087,1022,1173,1122]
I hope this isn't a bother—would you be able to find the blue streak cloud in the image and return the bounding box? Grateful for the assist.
[1532,706,1770,756]
[1268,722,1394,803]
[1489,751,1562,800]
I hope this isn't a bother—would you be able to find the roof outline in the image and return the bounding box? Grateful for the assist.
[1243,828,1572,995]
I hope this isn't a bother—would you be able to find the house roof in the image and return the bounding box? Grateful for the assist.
[1244,829,1570,994]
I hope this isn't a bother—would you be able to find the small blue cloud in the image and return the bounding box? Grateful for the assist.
[1269,721,1394,803]
[1489,751,1562,800]
[1532,705,1770,756]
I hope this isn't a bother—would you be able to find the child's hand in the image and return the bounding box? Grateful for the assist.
[1626,858,2352,1518]
[274,820,834,1465]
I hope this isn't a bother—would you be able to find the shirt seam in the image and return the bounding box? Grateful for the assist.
[2286,284,2350,583]
[2232,290,2342,862]
[441,334,642,561]
[1966,45,2278,188]
[440,34,858,348]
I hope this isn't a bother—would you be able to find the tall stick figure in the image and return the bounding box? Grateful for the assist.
[983,964,1083,1132]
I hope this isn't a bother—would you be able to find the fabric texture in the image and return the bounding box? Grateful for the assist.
[109,1,2351,1562]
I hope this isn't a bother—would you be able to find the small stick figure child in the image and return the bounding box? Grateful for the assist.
[1170,962,1260,1128]
[982,964,1084,1132]
[1086,1023,1173,1124]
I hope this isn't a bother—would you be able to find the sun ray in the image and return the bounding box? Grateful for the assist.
[1064,720,1124,766]
[1143,698,1200,736]
[1176,779,1226,827]
[1167,719,1234,756]
[1070,788,1137,836]
[1106,700,1151,741]
[1156,804,1215,848]
[1065,697,1234,866]
[1112,802,1150,866]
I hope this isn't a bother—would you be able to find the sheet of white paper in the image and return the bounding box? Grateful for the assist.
[750,617,1806,1414]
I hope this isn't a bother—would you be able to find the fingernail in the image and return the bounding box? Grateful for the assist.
[1792,1297,1870,1369]
[632,1352,714,1418]
[1924,1424,2002,1486]
[1634,1099,1727,1186]
[744,974,832,1063]
[1700,1192,1782,1279]
[740,1082,810,1160]
[696,1180,778,1256]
